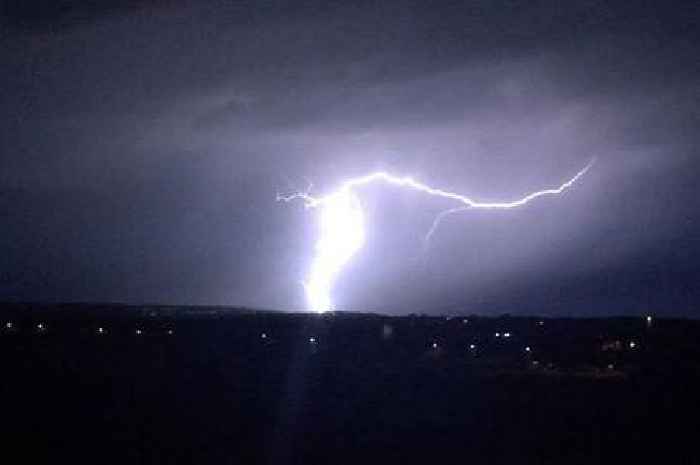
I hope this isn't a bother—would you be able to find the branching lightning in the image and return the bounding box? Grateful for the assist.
[279,159,595,313]
[423,206,470,251]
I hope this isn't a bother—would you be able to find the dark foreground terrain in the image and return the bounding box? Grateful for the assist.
[1,303,699,464]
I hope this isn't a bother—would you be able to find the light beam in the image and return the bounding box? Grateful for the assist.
[279,159,594,313]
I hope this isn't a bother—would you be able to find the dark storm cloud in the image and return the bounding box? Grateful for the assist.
[1,0,698,315]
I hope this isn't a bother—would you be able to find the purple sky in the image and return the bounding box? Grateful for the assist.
[1,0,699,315]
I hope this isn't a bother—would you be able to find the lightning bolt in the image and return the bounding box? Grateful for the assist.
[423,206,470,252]
[279,158,595,313]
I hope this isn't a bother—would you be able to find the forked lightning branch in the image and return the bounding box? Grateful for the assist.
[279,159,595,313]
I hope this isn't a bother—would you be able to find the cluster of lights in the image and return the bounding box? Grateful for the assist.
[428,339,536,355]
[2,324,317,346]
[2,323,181,336]
[95,327,175,336]
[0,319,646,368]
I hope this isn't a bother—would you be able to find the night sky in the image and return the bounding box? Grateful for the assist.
[1,0,698,316]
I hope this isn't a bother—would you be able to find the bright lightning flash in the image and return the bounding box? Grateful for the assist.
[279,159,595,313]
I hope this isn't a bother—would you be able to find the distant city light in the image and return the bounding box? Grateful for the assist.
[538,321,544,326]
[309,337,316,344]
[504,332,511,338]
[463,319,469,324]
[97,327,105,334]
[135,329,142,335]
[167,329,174,335]
[607,363,615,370]
[525,346,531,352]
[629,341,637,349]
[495,332,501,338]
[469,344,476,350]
[261,332,267,339]
[5,322,12,329]
[432,342,438,349]
[37,323,45,331]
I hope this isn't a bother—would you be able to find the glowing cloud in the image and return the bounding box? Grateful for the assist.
[279,159,595,313]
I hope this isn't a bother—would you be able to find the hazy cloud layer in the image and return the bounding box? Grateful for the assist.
[1,0,698,315]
